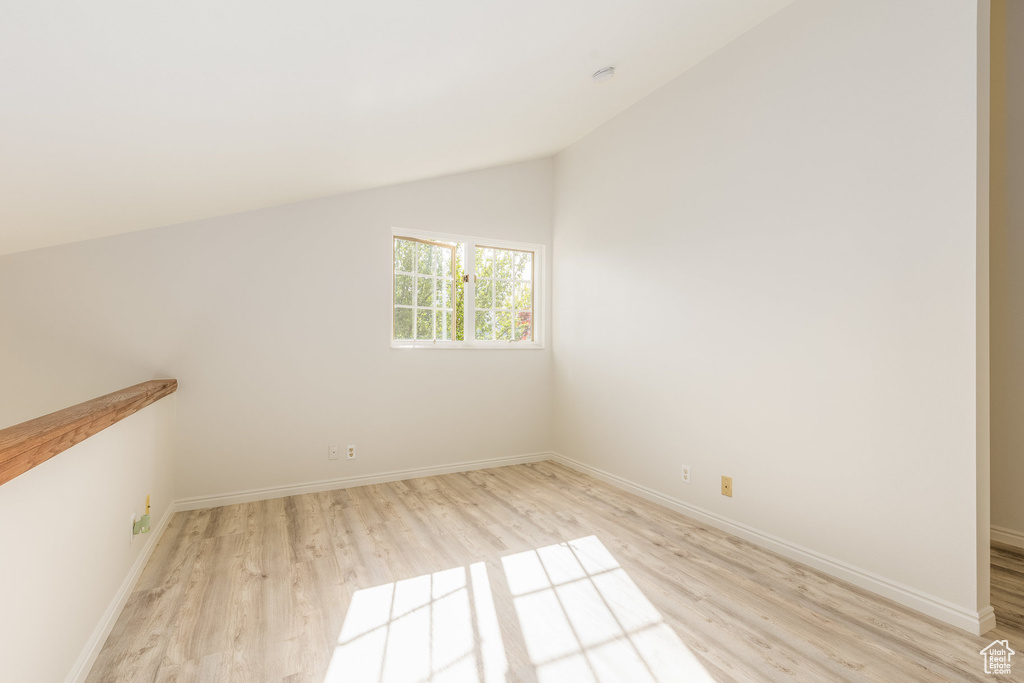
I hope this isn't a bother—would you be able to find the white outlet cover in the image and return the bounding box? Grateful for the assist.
[681,465,691,483]
[347,445,356,459]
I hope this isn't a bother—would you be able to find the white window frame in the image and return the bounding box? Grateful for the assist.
[390,227,545,350]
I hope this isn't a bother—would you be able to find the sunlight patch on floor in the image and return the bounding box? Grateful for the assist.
[323,562,507,682]
[501,535,714,683]
[325,536,711,682]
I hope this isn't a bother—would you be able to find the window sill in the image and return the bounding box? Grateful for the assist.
[391,341,545,350]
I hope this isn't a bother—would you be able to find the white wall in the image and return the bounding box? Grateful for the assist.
[0,159,554,499]
[0,397,176,683]
[991,0,1024,544]
[552,0,988,627]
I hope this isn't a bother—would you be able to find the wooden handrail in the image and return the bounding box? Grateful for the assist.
[0,379,177,487]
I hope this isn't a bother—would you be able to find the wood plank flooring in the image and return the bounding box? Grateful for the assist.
[87,462,1024,682]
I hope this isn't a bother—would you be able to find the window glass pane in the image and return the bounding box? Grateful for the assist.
[436,277,451,307]
[454,287,464,341]
[495,249,513,279]
[440,311,452,341]
[475,280,493,310]
[394,239,415,272]
[496,311,513,341]
[453,245,465,342]
[394,274,414,306]
[417,277,435,307]
[434,248,452,277]
[416,309,434,339]
[394,308,414,340]
[514,282,532,312]
[515,312,533,341]
[417,243,433,275]
[475,247,494,278]
[495,280,513,310]
[514,251,532,280]
[475,310,494,340]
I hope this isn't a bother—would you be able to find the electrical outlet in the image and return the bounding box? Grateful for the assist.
[721,476,733,497]
[129,513,137,546]
[681,465,691,484]
[347,445,356,460]
[329,445,339,461]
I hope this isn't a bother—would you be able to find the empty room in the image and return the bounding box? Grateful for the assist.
[2,0,1021,681]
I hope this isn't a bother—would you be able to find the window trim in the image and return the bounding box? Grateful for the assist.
[390,227,545,350]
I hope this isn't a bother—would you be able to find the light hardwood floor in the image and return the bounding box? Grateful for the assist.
[88,462,1024,682]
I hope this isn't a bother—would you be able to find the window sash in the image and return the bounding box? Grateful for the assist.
[472,245,534,342]
[392,236,456,343]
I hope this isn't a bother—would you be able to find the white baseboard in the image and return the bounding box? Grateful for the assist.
[978,605,997,634]
[992,525,1024,550]
[550,452,994,636]
[65,502,179,683]
[175,452,553,511]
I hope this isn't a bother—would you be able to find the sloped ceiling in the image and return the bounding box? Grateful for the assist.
[0,0,792,254]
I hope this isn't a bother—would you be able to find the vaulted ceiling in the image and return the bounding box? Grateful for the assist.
[0,0,792,254]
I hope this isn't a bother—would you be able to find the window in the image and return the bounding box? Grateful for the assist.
[392,228,543,348]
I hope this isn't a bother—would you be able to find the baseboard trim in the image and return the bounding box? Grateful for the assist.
[65,502,179,683]
[992,525,1024,551]
[550,452,993,635]
[978,605,997,635]
[175,452,554,511]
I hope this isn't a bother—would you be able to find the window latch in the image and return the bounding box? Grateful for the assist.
[463,274,475,283]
